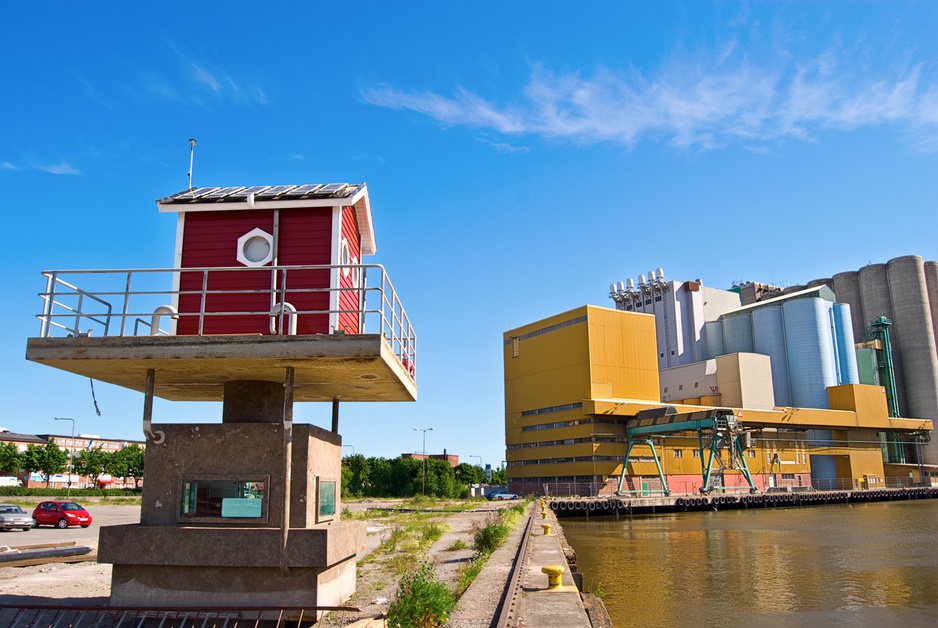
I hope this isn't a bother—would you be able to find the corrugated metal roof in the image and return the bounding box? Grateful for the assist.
[157,183,364,205]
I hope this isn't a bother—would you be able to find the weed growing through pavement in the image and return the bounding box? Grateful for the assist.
[386,560,455,628]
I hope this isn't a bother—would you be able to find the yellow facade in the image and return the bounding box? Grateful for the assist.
[504,306,935,496]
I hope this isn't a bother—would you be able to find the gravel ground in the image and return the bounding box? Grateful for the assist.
[0,501,529,628]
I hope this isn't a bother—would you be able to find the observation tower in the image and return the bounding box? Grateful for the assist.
[26,183,417,615]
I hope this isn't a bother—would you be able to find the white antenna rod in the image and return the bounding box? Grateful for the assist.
[187,138,197,189]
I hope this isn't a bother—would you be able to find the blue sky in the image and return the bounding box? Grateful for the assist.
[2,2,936,470]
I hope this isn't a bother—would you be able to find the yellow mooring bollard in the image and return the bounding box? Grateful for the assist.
[541,564,565,589]
[541,523,552,535]
[541,510,548,519]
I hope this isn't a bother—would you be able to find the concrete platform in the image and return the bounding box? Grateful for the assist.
[516,513,592,627]
[25,333,416,402]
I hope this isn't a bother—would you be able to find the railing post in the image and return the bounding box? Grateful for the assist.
[120,271,133,337]
[40,272,55,337]
[198,269,209,336]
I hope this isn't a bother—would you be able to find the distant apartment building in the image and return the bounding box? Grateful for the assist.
[0,428,144,488]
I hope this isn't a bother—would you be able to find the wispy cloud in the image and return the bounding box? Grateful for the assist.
[362,46,938,151]
[125,44,267,108]
[40,163,82,175]
[1,162,16,170]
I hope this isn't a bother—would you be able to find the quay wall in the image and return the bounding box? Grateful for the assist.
[547,486,938,517]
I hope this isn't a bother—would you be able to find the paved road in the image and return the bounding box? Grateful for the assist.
[0,505,141,551]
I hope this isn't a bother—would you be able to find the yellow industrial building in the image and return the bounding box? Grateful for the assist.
[503,305,935,497]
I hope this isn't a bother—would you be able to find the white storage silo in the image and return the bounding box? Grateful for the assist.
[832,303,860,384]
[752,305,791,407]
[783,298,838,409]
[722,312,754,354]
[885,256,938,442]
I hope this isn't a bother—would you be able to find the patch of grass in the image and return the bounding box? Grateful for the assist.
[421,522,445,543]
[445,539,468,551]
[454,554,485,596]
[386,560,455,628]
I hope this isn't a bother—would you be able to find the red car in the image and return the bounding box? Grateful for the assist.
[32,501,93,529]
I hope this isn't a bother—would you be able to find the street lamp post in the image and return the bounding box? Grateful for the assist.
[414,427,433,496]
[54,417,75,499]
[342,444,355,457]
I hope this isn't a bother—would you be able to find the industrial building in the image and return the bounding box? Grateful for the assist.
[503,306,934,497]
[610,255,938,466]
[738,255,938,464]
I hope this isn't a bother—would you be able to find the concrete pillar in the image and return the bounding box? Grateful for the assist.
[222,380,284,423]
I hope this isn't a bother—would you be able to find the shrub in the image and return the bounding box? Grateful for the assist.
[386,560,455,628]
[473,518,510,555]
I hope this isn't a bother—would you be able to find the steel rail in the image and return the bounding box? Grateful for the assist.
[493,508,535,628]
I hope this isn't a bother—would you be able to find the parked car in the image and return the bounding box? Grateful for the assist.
[31,501,93,529]
[487,490,519,501]
[0,504,33,531]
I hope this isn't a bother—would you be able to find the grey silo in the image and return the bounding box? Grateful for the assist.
[831,270,865,344]
[858,263,907,416]
[806,278,830,289]
[885,256,938,465]
[925,261,938,357]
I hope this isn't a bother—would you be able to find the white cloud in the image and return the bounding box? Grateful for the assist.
[192,64,222,92]
[362,49,938,151]
[1,162,16,170]
[40,163,82,175]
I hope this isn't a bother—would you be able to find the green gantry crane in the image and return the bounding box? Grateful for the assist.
[617,407,758,496]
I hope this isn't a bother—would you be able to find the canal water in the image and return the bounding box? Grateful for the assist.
[560,499,938,627]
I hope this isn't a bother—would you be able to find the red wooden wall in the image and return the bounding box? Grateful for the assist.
[175,206,362,336]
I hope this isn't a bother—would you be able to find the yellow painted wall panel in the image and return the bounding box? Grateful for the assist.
[828,384,889,424]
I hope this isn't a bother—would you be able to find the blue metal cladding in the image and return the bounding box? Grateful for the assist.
[833,303,860,384]
[783,298,838,409]
[722,312,754,354]
[704,320,725,359]
[752,305,791,407]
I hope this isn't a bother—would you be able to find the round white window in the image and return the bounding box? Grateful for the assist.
[236,228,274,266]
[243,236,271,263]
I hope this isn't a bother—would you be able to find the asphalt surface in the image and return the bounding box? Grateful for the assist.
[0,505,140,551]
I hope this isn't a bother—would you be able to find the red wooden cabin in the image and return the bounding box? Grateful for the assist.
[156,183,375,336]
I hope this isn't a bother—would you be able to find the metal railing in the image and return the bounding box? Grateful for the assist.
[0,604,357,627]
[35,264,416,378]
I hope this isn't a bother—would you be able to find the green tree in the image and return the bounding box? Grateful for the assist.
[342,454,371,497]
[455,462,484,486]
[490,465,507,485]
[23,442,68,487]
[0,442,22,476]
[74,447,111,488]
[109,444,145,488]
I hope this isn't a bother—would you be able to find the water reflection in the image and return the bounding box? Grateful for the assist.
[561,500,938,627]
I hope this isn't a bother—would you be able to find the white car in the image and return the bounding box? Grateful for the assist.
[0,504,33,531]
[487,490,519,501]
